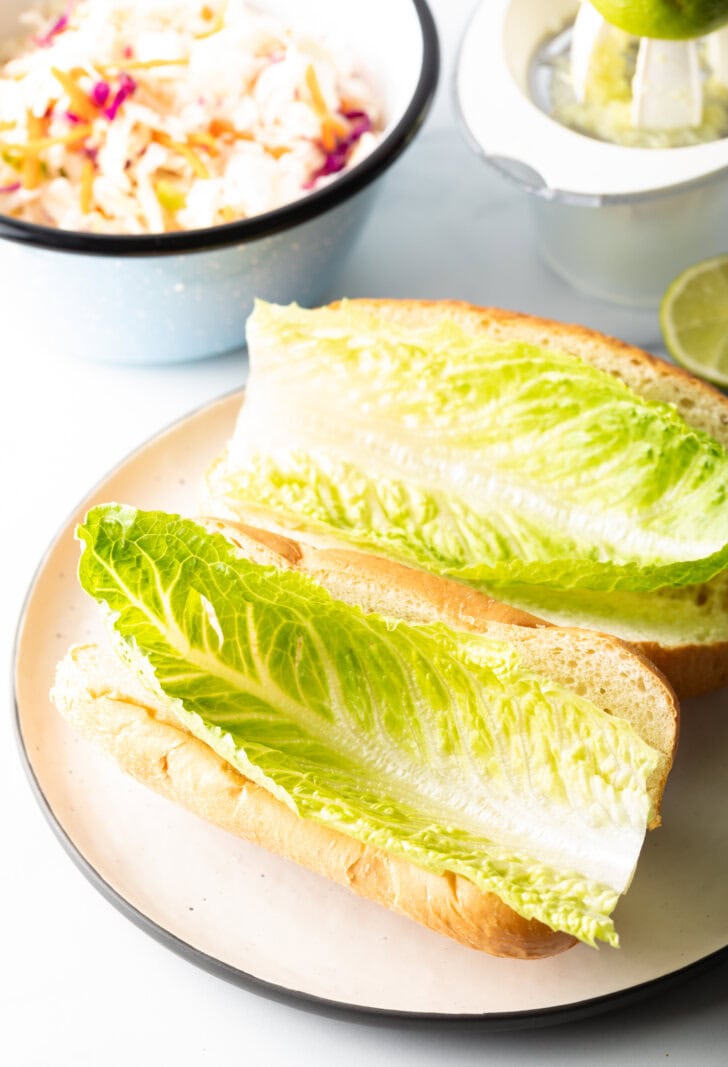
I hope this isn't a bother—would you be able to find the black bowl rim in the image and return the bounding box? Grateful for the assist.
[0,0,439,257]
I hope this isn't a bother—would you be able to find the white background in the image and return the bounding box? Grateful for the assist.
[3,1,727,1063]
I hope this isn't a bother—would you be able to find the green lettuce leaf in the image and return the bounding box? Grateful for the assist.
[215,301,728,592]
[483,571,728,647]
[77,504,662,947]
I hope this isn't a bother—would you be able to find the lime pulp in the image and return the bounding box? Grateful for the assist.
[660,255,728,387]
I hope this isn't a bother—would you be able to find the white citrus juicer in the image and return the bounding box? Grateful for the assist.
[457,0,728,305]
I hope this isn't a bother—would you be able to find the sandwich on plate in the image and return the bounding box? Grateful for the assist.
[57,297,725,960]
[206,299,728,698]
[53,503,678,959]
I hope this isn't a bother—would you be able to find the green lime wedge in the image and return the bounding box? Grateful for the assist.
[591,0,728,40]
[660,254,728,387]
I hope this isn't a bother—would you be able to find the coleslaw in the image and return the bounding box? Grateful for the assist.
[0,0,383,233]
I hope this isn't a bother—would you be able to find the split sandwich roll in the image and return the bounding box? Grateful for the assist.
[205,299,728,698]
[52,506,678,960]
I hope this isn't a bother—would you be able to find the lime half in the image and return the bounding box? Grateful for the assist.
[590,0,728,40]
[660,255,728,387]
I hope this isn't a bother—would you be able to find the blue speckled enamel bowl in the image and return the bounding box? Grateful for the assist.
[0,0,438,363]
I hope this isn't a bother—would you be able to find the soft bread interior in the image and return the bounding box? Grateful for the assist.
[53,641,577,960]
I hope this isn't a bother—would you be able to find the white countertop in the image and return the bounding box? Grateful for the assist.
[4,2,727,1062]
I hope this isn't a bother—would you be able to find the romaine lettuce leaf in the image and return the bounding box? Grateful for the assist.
[77,504,662,947]
[217,301,728,592]
[484,571,728,647]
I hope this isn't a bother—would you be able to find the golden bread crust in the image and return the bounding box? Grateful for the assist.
[53,643,576,960]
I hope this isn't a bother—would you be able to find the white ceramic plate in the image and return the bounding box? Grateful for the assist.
[14,392,728,1025]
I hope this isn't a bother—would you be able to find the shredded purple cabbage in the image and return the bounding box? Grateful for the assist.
[342,109,373,128]
[0,181,21,194]
[103,73,137,121]
[91,81,111,108]
[34,1,75,48]
[306,109,372,188]
[65,111,85,124]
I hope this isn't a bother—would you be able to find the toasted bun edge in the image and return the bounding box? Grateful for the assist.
[52,642,576,961]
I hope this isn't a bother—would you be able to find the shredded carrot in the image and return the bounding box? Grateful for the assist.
[208,118,253,142]
[154,132,210,178]
[195,0,227,38]
[305,64,347,151]
[21,153,41,190]
[20,111,44,189]
[80,158,94,213]
[209,117,233,137]
[206,120,288,156]
[0,125,93,154]
[51,67,97,121]
[201,122,290,157]
[305,64,328,118]
[320,118,339,153]
[188,131,219,154]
